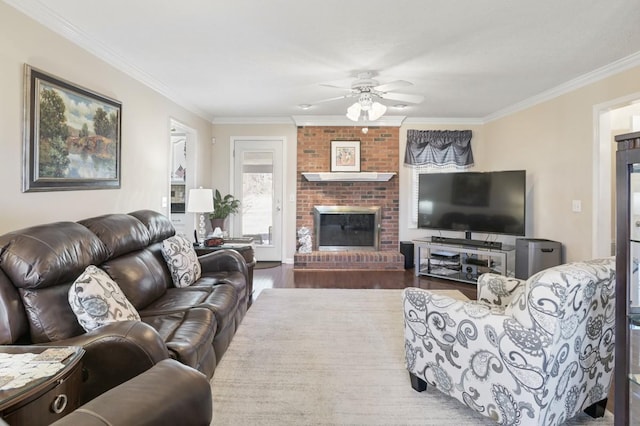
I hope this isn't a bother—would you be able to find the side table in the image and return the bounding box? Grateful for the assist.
[195,242,256,307]
[0,346,84,426]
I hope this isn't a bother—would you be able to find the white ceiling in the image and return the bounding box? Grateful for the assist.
[6,0,640,123]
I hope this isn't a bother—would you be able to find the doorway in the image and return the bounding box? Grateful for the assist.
[169,119,196,239]
[593,94,640,258]
[231,137,284,261]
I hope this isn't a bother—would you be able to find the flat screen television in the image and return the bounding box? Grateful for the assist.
[418,170,526,236]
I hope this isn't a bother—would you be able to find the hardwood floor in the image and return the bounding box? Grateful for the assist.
[253,263,477,302]
[251,262,615,414]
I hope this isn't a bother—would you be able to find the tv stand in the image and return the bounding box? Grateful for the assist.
[414,238,515,285]
[430,236,502,250]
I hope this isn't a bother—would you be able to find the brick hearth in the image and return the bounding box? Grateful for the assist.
[294,251,405,270]
[295,126,402,272]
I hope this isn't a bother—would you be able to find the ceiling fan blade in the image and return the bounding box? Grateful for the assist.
[319,83,352,90]
[373,80,412,92]
[312,94,354,104]
[378,92,424,104]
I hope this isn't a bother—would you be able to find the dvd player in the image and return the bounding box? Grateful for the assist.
[431,236,502,250]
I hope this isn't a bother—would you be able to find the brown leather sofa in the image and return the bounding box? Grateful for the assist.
[51,359,212,426]
[0,210,247,403]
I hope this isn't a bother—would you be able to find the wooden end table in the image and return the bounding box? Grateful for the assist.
[0,346,84,425]
[195,241,257,307]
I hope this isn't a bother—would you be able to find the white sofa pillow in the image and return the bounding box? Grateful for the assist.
[161,234,202,288]
[68,265,140,332]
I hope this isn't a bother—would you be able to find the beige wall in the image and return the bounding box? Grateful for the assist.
[0,3,213,234]
[483,65,640,262]
[210,123,298,261]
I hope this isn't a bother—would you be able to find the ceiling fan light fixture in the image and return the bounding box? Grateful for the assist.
[346,96,386,122]
[358,93,373,111]
[346,102,362,121]
[313,72,421,121]
[367,102,387,121]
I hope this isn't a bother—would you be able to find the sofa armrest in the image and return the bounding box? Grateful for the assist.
[51,359,212,426]
[199,249,248,280]
[42,320,169,404]
[476,273,525,307]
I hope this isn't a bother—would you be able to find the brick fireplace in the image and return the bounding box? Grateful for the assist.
[294,126,404,282]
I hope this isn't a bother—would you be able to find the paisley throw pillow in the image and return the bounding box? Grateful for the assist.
[68,265,140,332]
[161,234,202,288]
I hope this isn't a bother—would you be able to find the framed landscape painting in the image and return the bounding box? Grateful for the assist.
[330,140,360,172]
[23,65,122,192]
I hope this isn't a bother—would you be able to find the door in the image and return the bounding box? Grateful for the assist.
[232,138,283,261]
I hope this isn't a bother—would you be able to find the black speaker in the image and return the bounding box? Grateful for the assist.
[462,263,478,280]
[400,241,414,269]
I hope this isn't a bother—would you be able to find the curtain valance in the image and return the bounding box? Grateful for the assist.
[404,130,474,168]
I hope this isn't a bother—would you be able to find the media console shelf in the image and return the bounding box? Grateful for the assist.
[413,238,515,284]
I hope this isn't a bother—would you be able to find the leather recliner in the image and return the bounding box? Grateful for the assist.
[51,359,212,426]
[0,210,247,403]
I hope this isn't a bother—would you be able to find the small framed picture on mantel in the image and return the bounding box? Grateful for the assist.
[330,140,360,172]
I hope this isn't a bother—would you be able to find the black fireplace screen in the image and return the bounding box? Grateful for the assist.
[318,214,375,247]
[313,206,381,251]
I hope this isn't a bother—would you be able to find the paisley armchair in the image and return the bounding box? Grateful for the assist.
[403,258,615,426]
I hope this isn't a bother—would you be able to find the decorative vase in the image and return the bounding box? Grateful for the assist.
[209,218,226,232]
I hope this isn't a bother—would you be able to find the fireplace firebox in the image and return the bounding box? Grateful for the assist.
[313,206,381,251]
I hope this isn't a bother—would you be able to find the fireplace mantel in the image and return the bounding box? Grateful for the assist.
[302,172,396,182]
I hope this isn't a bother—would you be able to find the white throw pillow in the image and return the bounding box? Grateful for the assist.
[161,234,202,288]
[68,265,140,332]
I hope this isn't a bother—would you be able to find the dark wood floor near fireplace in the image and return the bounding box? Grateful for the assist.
[255,263,476,309]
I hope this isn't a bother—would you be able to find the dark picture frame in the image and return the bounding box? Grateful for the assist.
[330,140,361,172]
[23,65,122,192]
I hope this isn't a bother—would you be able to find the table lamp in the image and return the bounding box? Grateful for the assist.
[186,187,214,246]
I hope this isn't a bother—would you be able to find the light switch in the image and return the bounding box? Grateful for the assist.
[161,196,168,208]
[572,200,581,212]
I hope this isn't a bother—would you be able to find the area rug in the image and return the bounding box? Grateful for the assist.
[211,289,614,425]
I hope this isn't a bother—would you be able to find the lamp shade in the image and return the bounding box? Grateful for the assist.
[187,188,214,213]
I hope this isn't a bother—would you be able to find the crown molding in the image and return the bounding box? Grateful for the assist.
[4,0,212,122]
[212,115,483,127]
[484,50,640,123]
[291,115,406,127]
[402,117,484,126]
[211,116,295,125]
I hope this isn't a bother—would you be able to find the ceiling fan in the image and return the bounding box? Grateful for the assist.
[311,71,425,121]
